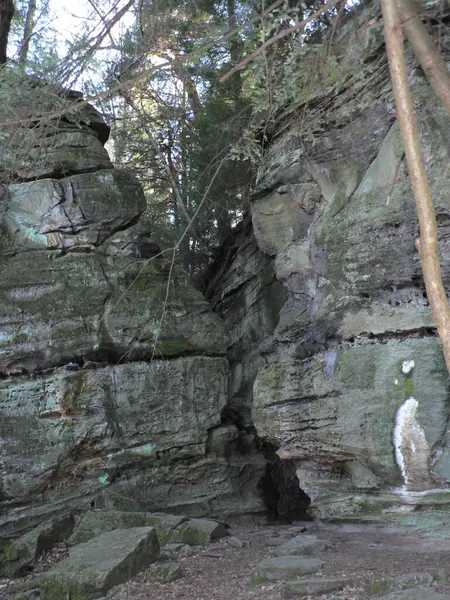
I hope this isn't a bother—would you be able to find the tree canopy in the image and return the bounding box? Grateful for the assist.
[1,0,450,351]
[1,0,360,273]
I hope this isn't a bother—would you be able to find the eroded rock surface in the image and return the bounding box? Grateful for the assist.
[0,514,74,577]
[0,78,261,545]
[205,217,310,520]
[211,1,450,519]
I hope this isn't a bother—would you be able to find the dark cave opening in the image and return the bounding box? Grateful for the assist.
[258,442,311,522]
[218,403,311,521]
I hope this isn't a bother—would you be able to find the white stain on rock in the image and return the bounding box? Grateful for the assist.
[393,397,418,483]
[402,359,415,374]
[393,396,431,490]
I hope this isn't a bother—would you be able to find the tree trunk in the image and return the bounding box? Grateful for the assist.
[18,0,37,66]
[0,0,14,65]
[226,0,243,96]
[227,0,240,64]
[396,0,450,117]
[180,72,202,120]
[381,0,450,374]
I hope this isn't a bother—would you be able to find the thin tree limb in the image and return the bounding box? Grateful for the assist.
[0,0,287,127]
[122,93,193,227]
[18,0,37,66]
[86,0,118,49]
[220,0,344,83]
[381,0,450,373]
[396,0,450,117]
[58,0,135,85]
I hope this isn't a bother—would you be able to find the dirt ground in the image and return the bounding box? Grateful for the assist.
[2,516,450,599]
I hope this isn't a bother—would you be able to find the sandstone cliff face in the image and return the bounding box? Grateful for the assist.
[0,81,263,541]
[214,1,450,519]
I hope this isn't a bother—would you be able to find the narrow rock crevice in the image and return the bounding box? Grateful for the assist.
[258,442,311,522]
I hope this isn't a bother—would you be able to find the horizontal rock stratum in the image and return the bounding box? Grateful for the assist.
[0,77,265,540]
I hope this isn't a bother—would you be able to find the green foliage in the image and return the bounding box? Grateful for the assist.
[1,0,368,278]
[104,0,259,274]
[233,1,374,159]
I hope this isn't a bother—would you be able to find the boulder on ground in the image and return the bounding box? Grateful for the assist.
[169,518,228,546]
[363,572,434,597]
[148,562,183,583]
[375,589,450,600]
[273,535,327,556]
[1,514,74,578]
[35,527,159,600]
[68,510,185,546]
[284,577,351,597]
[252,556,323,582]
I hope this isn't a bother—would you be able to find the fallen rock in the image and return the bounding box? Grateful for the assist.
[160,542,185,558]
[284,577,352,597]
[92,582,148,600]
[203,550,224,558]
[252,556,324,582]
[1,514,74,577]
[12,589,40,600]
[363,572,434,597]
[170,518,228,546]
[179,545,193,557]
[288,524,310,533]
[68,510,185,546]
[273,535,328,557]
[227,536,245,548]
[148,562,183,583]
[35,527,159,599]
[92,583,128,600]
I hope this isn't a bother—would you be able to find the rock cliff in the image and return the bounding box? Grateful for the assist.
[0,79,263,542]
[211,0,450,520]
[1,0,450,541]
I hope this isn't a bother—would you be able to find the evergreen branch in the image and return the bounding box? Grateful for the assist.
[220,0,345,83]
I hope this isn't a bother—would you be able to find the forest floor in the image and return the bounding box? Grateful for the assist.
[2,515,450,599]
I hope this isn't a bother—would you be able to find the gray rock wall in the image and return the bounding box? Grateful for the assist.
[205,218,310,519]
[0,79,263,542]
[214,1,450,519]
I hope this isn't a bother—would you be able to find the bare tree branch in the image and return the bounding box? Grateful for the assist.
[396,0,450,117]
[122,92,193,226]
[57,0,135,85]
[0,0,288,127]
[220,0,344,83]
